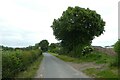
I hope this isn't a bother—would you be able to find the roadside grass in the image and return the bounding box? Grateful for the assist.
[83,68,118,79]
[50,53,81,63]
[16,55,43,78]
[80,51,116,65]
[50,51,116,64]
[50,51,118,78]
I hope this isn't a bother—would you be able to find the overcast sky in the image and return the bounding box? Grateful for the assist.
[0,0,119,48]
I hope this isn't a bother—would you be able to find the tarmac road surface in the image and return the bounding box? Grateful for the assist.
[35,53,90,78]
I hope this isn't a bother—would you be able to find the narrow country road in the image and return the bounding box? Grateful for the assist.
[35,53,90,78]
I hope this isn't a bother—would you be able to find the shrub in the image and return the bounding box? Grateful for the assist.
[110,56,118,67]
[2,49,42,78]
[111,39,120,67]
[114,39,120,54]
[82,46,93,56]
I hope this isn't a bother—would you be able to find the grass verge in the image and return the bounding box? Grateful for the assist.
[50,53,81,63]
[16,55,43,78]
[50,51,117,65]
[50,51,115,64]
[83,68,118,79]
[50,52,118,78]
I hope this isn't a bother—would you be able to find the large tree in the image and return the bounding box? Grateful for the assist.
[39,40,49,52]
[51,6,105,57]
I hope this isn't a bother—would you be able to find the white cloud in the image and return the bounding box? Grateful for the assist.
[0,0,119,47]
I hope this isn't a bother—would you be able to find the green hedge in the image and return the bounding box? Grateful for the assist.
[2,49,42,78]
[114,39,120,54]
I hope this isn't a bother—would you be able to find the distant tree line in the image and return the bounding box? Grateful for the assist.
[1,39,49,53]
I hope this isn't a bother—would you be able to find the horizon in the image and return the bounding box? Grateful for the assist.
[0,0,119,48]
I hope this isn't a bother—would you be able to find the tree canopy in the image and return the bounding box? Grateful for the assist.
[51,6,105,57]
[39,40,49,52]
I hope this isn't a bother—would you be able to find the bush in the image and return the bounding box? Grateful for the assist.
[82,46,93,56]
[49,48,60,53]
[110,56,118,67]
[111,39,120,67]
[2,49,42,78]
[114,39,120,54]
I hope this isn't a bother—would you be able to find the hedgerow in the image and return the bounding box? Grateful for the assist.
[2,49,42,78]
